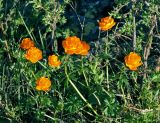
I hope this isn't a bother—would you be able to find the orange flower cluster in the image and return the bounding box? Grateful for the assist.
[124,52,143,71]
[19,15,144,93]
[62,36,90,55]
[20,38,43,63]
[36,77,51,91]
[48,55,61,67]
[20,38,35,50]
[19,16,117,92]
[99,16,116,31]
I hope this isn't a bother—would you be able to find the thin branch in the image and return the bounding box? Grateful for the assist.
[143,15,157,79]
[126,105,154,114]
[133,13,136,51]
[155,57,160,72]
[69,2,85,40]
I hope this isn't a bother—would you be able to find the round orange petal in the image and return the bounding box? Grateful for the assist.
[99,17,116,31]
[48,55,61,67]
[62,36,90,55]
[20,38,35,50]
[62,36,82,55]
[78,41,90,55]
[36,77,51,91]
[25,47,42,63]
[124,52,143,71]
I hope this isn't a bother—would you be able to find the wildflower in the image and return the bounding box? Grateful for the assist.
[99,16,116,31]
[25,47,42,63]
[20,38,34,50]
[48,55,61,67]
[62,36,82,55]
[124,52,143,71]
[62,36,90,55]
[79,41,90,55]
[36,77,51,91]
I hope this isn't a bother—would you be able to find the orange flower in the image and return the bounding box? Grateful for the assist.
[79,41,90,55]
[48,55,61,67]
[20,38,35,50]
[99,16,116,31]
[62,36,82,55]
[62,36,90,55]
[25,47,42,63]
[36,77,51,91]
[124,52,143,71]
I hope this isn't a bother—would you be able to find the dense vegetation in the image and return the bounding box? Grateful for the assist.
[0,0,160,122]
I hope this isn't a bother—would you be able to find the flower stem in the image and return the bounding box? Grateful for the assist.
[105,31,109,90]
[38,61,47,69]
[81,57,89,86]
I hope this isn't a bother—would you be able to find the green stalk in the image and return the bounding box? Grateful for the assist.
[105,31,109,89]
[81,57,89,86]
[38,28,45,52]
[18,11,33,39]
[38,61,47,69]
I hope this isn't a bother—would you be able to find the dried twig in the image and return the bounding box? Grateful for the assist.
[69,1,85,40]
[51,0,59,52]
[126,105,154,114]
[155,57,160,72]
[133,14,136,51]
[143,15,157,79]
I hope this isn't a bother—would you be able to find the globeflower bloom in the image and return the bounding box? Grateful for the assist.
[62,36,82,55]
[25,47,42,63]
[36,77,51,91]
[62,36,90,55]
[79,41,90,55]
[124,52,143,71]
[48,55,61,67]
[99,16,116,31]
[20,38,35,50]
